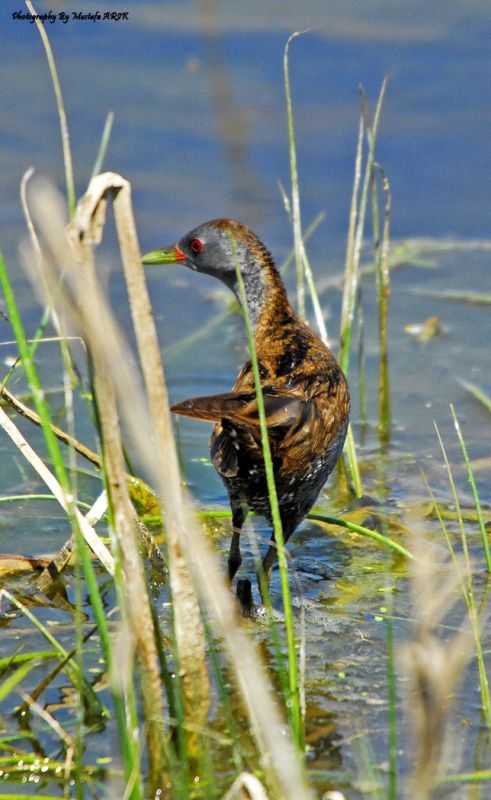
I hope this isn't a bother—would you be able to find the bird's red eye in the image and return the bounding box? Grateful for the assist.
[190,238,203,255]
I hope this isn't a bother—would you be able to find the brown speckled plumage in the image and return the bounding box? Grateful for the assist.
[144,219,350,595]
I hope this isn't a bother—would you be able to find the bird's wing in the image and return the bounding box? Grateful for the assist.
[171,388,304,430]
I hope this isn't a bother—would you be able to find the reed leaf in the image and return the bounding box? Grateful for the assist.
[450,404,491,572]
[25,0,75,217]
[231,235,303,750]
[284,31,309,321]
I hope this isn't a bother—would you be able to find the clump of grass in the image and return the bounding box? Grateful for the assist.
[393,404,491,798]
[450,404,491,573]
[283,44,395,498]
[339,80,388,376]
[401,534,473,800]
[283,31,329,346]
[428,414,491,725]
[338,79,391,490]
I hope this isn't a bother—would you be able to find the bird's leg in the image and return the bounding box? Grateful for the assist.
[228,501,246,581]
[259,540,277,601]
[258,521,295,602]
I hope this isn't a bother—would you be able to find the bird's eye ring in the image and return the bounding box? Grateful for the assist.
[190,238,203,255]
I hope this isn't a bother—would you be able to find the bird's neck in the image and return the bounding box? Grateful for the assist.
[239,258,294,335]
[238,268,268,328]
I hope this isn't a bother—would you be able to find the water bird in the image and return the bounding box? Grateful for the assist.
[143,220,350,599]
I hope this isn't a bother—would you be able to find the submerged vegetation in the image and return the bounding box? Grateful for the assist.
[0,8,490,800]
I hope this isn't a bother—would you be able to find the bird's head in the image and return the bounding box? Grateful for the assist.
[142,218,271,292]
[143,218,290,327]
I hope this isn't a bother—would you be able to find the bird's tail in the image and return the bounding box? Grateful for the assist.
[170,392,249,423]
[171,389,302,428]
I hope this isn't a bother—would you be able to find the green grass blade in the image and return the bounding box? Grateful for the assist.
[345,424,363,497]
[231,236,303,751]
[460,379,491,414]
[384,592,397,800]
[372,165,392,437]
[450,405,491,572]
[0,249,70,496]
[307,513,414,560]
[0,661,39,703]
[0,589,107,717]
[412,289,491,304]
[339,113,364,369]
[356,288,368,428]
[25,0,75,217]
[284,31,309,320]
[91,111,115,178]
[301,249,329,344]
[0,652,58,669]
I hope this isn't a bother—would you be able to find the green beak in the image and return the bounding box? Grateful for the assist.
[142,244,187,265]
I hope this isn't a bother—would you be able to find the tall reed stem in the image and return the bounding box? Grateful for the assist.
[284,31,308,321]
[25,0,75,217]
[372,165,392,438]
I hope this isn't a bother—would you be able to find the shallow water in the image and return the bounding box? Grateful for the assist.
[1,2,491,797]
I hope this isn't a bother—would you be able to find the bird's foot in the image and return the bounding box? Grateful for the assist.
[235,578,283,621]
[235,578,256,617]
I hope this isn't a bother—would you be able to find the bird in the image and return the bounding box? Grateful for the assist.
[142,219,350,600]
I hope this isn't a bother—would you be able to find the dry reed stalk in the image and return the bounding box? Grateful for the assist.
[0,383,162,523]
[0,384,102,468]
[64,191,168,790]
[19,690,76,785]
[113,174,210,729]
[66,172,209,749]
[26,175,314,800]
[0,403,114,573]
[222,772,270,800]
[0,383,165,578]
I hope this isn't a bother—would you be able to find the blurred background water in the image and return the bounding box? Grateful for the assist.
[2,1,490,441]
